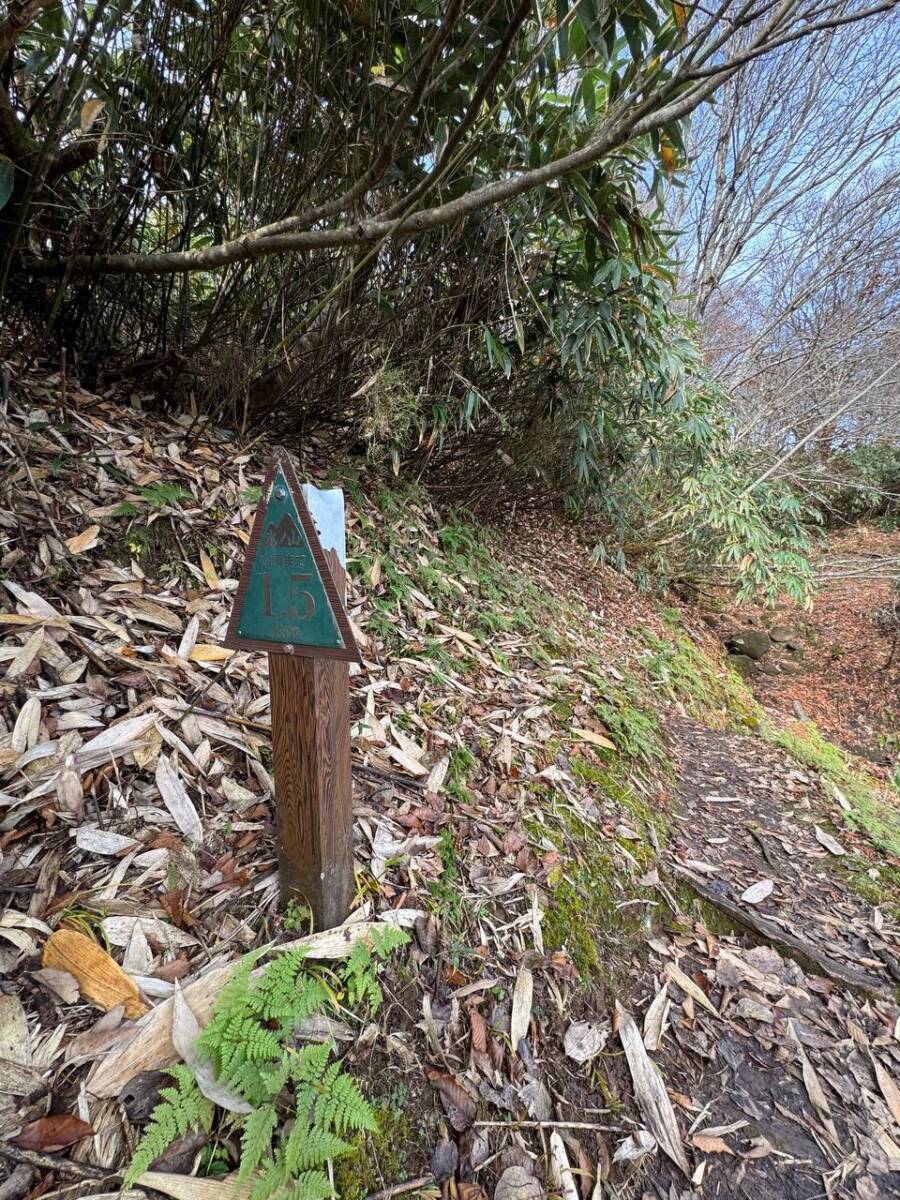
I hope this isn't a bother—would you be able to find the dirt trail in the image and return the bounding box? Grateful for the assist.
[647,717,900,1199]
[718,528,900,769]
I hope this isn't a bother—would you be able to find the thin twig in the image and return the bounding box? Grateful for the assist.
[5,411,69,547]
[363,1176,435,1200]
[474,1119,621,1132]
[0,1146,117,1181]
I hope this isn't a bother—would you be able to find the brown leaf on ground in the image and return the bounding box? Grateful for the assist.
[616,1001,690,1177]
[13,1114,94,1151]
[494,1166,543,1200]
[426,1069,477,1131]
[469,1004,488,1054]
[457,1183,489,1200]
[691,1134,733,1155]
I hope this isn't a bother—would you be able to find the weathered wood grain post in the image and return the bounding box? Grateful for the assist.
[225,448,361,929]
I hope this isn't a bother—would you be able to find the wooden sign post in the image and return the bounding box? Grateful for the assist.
[225,449,361,930]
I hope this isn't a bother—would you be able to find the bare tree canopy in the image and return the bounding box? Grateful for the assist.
[678,9,900,466]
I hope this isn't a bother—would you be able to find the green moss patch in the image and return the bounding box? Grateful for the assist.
[639,628,761,730]
[773,720,900,859]
[331,1105,422,1200]
[529,771,664,983]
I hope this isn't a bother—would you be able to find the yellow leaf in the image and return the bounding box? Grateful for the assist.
[199,550,220,590]
[80,99,106,133]
[65,525,101,554]
[572,728,617,751]
[370,63,386,77]
[369,557,382,587]
[190,644,233,663]
[43,929,148,1018]
[660,141,678,180]
[673,2,689,35]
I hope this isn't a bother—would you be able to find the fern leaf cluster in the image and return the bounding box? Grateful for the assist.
[340,924,408,1012]
[127,928,409,1200]
[123,1065,213,1186]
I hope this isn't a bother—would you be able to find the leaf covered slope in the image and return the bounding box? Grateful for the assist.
[2,374,900,1197]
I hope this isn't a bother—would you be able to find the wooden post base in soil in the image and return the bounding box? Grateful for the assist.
[269,651,354,930]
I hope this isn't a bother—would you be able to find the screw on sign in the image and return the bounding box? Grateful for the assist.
[225,448,360,929]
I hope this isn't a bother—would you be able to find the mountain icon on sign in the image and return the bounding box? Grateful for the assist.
[262,513,303,548]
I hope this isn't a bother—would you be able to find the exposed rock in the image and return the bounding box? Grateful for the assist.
[728,653,757,678]
[725,630,772,660]
[769,624,803,649]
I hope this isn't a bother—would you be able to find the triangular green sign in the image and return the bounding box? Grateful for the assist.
[225,454,360,662]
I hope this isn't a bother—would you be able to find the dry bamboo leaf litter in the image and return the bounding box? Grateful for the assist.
[0,377,898,1200]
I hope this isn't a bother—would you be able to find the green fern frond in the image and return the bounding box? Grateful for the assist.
[369,925,410,958]
[111,500,140,517]
[257,950,327,1030]
[127,932,405,1193]
[339,926,409,1014]
[282,1122,353,1174]
[252,1167,335,1200]
[124,1065,213,1186]
[289,1041,333,1084]
[250,1161,289,1200]
[237,1103,280,1182]
[286,1170,337,1200]
[314,1068,377,1135]
[139,481,191,508]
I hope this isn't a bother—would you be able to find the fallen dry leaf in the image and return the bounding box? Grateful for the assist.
[13,1113,94,1151]
[563,1020,608,1064]
[814,825,846,856]
[510,966,533,1050]
[0,994,32,1066]
[549,1129,580,1200]
[426,1069,477,1131]
[613,1129,657,1164]
[65,524,101,554]
[873,1057,900,1132]
[740,878,774,905]
[137,1174,256,1200]
[494,1166,542,1200]
[665,962,717,1016]
[616,1001,689,1176]
[643,984,670,1052]
[172,985,251,1113]
[199,550,220,590]
[692,1133,733,1155]
[156,755,203,844]
[571,727,616,751]
[42,928,148,1018]
[189,644,233,663]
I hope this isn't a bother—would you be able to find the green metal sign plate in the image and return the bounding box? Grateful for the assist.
[224,453,360,662]
[237,467,341,648]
